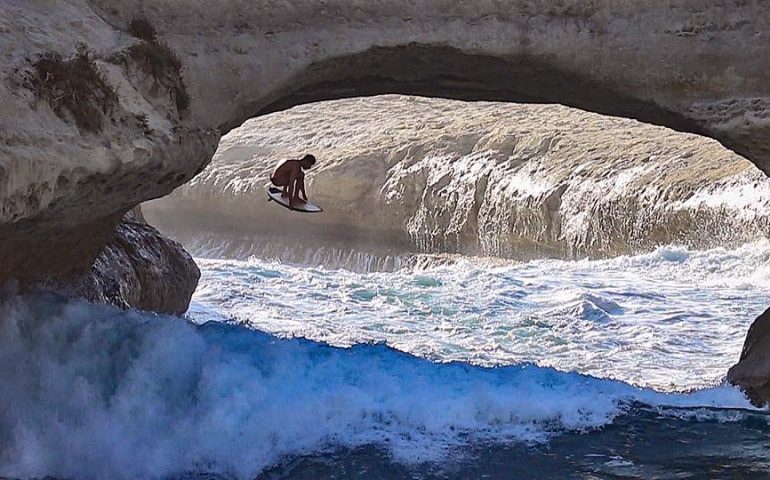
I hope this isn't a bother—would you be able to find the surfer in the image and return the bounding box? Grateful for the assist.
[270,154,317,208]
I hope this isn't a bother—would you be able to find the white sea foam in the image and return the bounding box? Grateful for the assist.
[192,240,770,391]
[0,294,754,480]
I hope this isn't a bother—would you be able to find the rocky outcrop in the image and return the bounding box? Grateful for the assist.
[147,96,770,260]
[728,308,770,406]
[36,208,200,315]
[1,1,215,309]
[89,0,770,176]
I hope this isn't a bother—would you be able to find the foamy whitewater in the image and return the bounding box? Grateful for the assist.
[192,240,770,391]
[2,240,770,479]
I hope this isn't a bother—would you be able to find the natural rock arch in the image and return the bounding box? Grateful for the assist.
[3,0,770,282]
[249,45,709,138]
[161,0,770,175]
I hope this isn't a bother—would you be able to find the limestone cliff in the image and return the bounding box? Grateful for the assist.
[147,95,770,260]
[1,1,215,310]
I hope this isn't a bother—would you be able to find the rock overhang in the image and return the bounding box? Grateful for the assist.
[2,1,770,310]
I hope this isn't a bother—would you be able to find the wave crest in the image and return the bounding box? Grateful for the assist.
[0,294,753,479]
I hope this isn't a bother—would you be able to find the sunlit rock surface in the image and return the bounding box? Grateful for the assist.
[0,1,216,287]
[3,0,770,284]
[147,96,770,259]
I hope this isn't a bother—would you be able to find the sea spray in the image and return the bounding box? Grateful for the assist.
[190,240,770,392]
[0,293,753,479]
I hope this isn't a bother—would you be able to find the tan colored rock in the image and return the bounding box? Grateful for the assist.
[147,96,770,259]
[0,1,216,285]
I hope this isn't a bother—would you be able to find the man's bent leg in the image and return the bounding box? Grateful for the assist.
[295,177,307,202]
[272,176,289,198]
[291,178,299,203]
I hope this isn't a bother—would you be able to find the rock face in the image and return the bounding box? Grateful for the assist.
[91,0,770,175]
[728,308,770,406]
[147,96,770,260]
[3,0,770,288]
[38,208,200,315]
[1,1,215,310]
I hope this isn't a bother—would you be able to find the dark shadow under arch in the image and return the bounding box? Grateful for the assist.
[239,44,710,143]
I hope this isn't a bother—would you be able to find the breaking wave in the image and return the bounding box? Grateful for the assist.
[0,293,754,479]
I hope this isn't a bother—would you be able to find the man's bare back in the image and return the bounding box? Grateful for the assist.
[270,154,316,208]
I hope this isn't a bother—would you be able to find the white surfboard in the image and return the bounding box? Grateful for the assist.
[267,187,323,213]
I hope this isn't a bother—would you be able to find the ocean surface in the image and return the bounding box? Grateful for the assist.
[3,240,770,479]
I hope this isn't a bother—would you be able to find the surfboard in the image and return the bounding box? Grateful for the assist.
[267,187,323,213]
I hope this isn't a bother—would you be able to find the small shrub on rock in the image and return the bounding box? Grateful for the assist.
[128,18,157,42]
[127,41,183,85]
[32,50,118,133]
[122,18,190,116]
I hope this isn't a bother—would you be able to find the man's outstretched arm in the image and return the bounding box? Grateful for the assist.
[298,178,308,201]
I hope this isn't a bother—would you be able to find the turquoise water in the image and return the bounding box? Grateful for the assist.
[192,240,770,391]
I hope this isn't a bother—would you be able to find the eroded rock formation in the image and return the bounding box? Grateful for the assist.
[147,96,770,260]
[34,207,200,315]
[727,308,770,406]
[3,0,770,285]
[1,1,215,310]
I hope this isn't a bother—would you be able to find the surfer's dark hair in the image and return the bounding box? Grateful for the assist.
[302,154,316,166]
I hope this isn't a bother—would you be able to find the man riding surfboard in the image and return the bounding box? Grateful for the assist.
[270,154,316,209]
